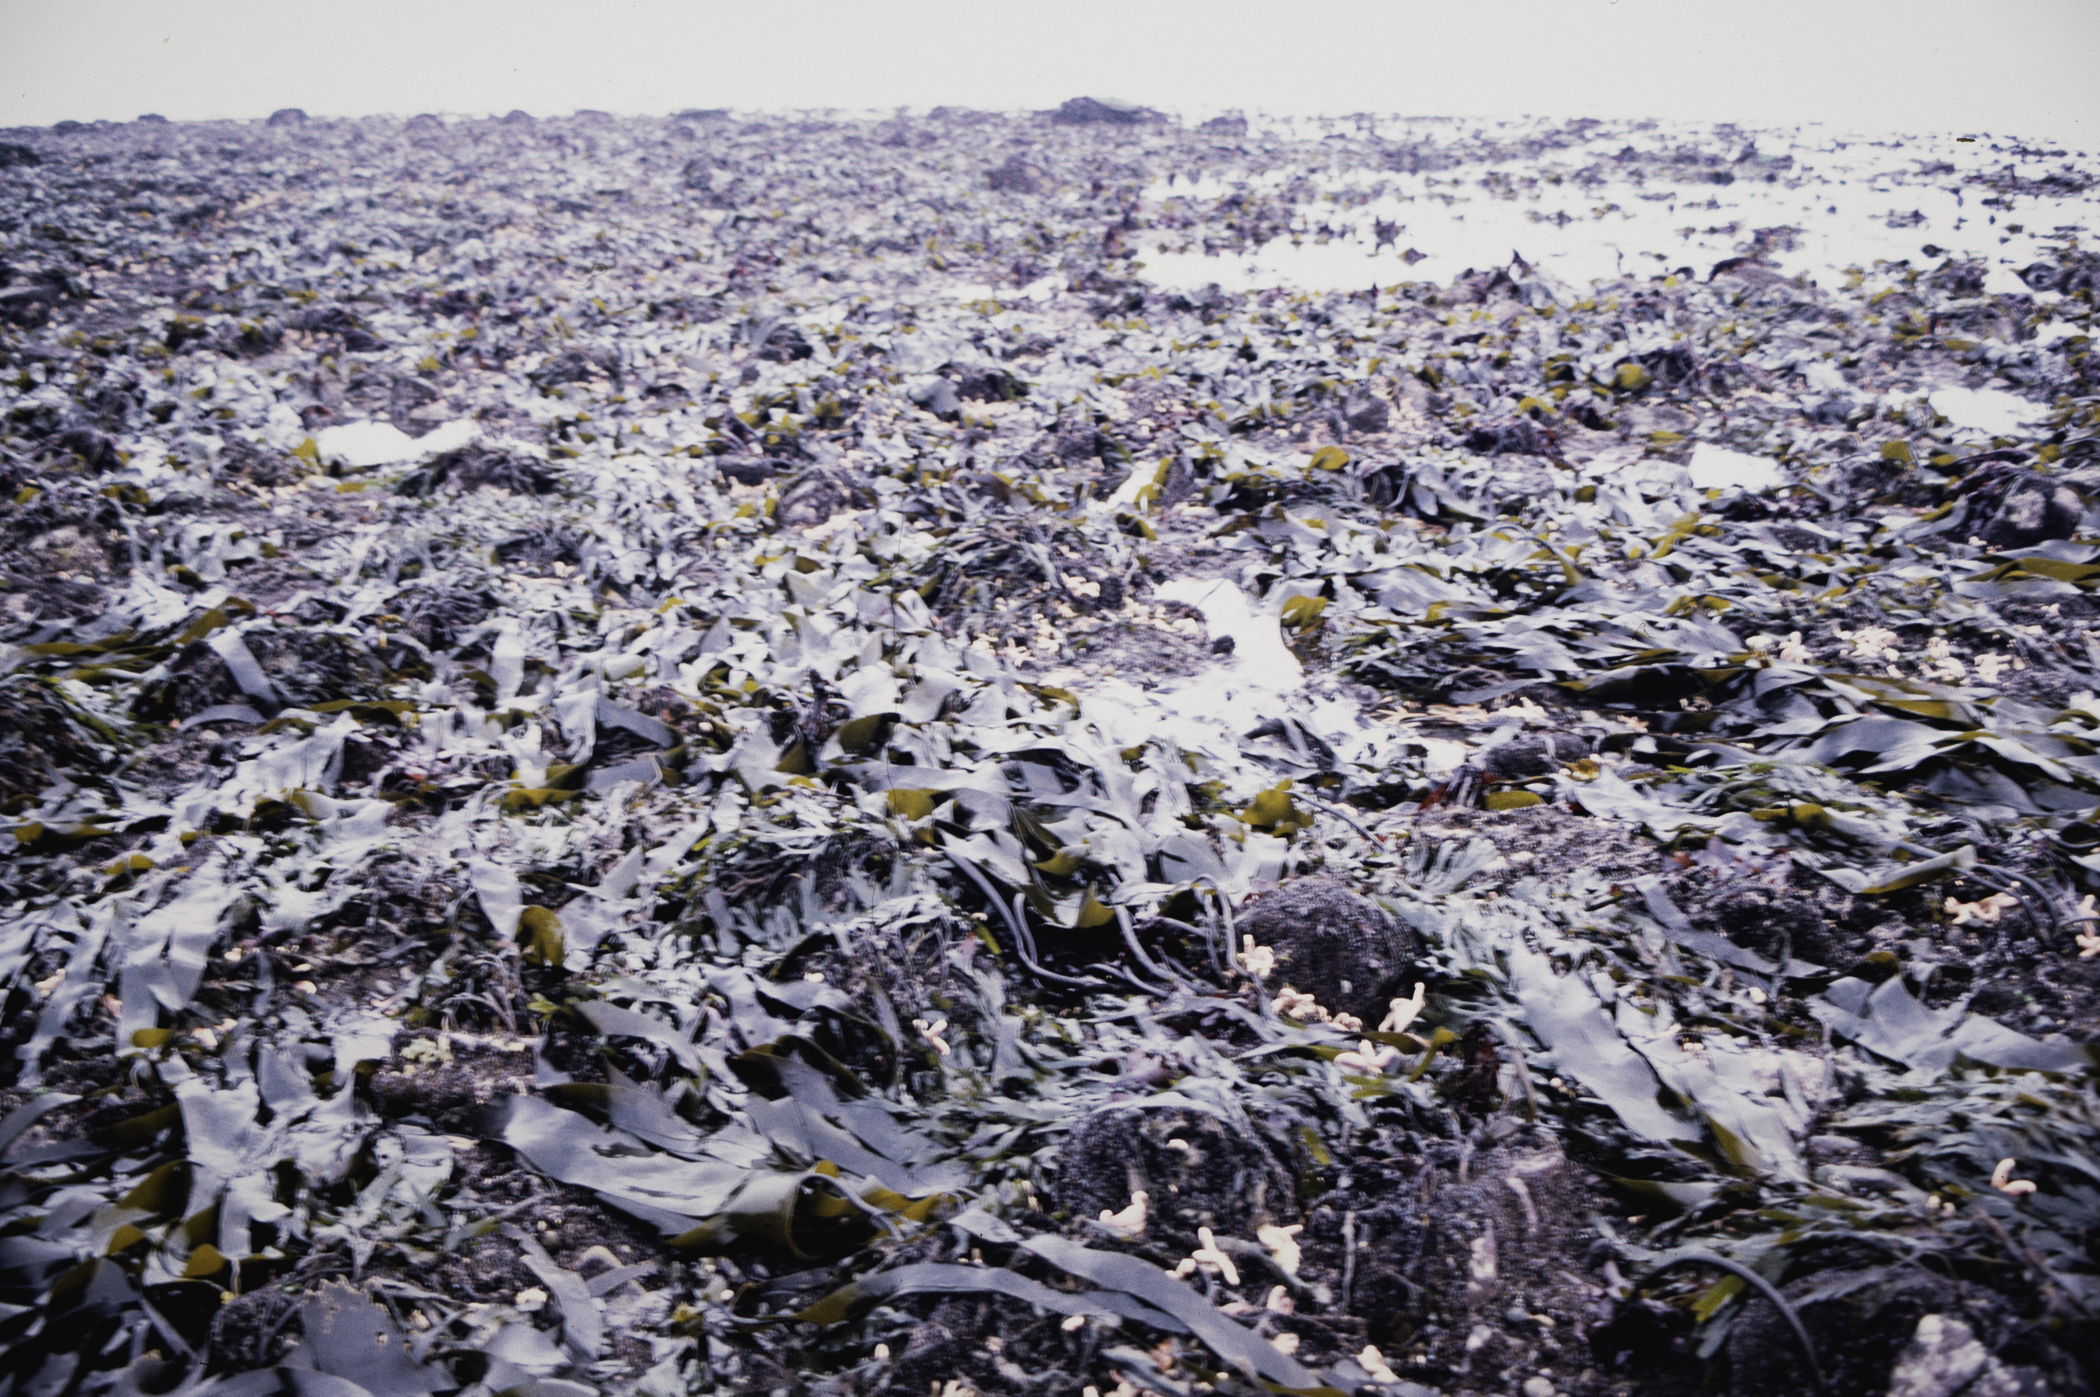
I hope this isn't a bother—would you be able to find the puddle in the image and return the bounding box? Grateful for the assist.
[1928,386,2049,437]
[1687,444,1785,493]
[1057,579,1307,774]
[315,418,478,468]
[1154,577,1302,691]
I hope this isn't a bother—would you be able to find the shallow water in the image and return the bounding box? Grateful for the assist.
[1929,385,2051,436]
[1138,120,2094,295]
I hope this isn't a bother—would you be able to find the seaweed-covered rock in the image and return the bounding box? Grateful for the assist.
[1381,1142,1595,1376]
[1707,887,1829,960]
[137,626,389,720]
[986,157,1045,194]
[206,1289,304,1373]
[1727,1266,1957,1397]
[0,680,106,808]
[1056,1103,1293,1239]
[1340,387,1390,434]
[1479,732,1581,781]
[1238,877,1416,1022]
[396,582,496,651]
[396,446,559,498]
[777,468,859,529]
[754,322,813,363]
[1975,473,2083,549]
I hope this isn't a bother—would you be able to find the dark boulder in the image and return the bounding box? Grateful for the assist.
[1238,877,1416,1023]
[986,156,1045,194]
[397,584,497,652]
[0,284,58,327]
[909,378,962,420]
[1050,97,1160,126]
[1341,388,1390,434]
[1976,473,2083,550]
[1389,1144,1592,1373]
[754,322,813,363]
[1727,1266,1956,1397]
[1480,732,1581,781]
[948,364,1028,403]
[396,446,558,498]
[1463,417,1557,457]
[46,426,120,472]
[716,456,785,487]
[1056,1103,1292,1240]
[776,469,860,529]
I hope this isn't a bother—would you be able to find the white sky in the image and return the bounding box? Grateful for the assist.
[3,0,2097,142]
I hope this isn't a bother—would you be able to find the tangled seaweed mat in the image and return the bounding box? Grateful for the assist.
[1,104,2098,1397]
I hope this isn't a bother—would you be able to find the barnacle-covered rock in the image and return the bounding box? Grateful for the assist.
[1237,877,1417,1023]
[1056,1103,1293,1240]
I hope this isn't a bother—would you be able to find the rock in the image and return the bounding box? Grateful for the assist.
[1049,97,1161,127]
[1804,1134,1877,1165]
[1380,1143,1591,1372]
[947,364,1028,403]
[1976,473,2083,549]
[501,109,535,125]
[136,113,169,125]
[716,456,783,486]
[47,427,120,471]
[1637,341,1703,388]
[986,156,1045,194]
[267,108,308,127]
[1479,733,1579,781]
[1706,888,1827,960]
[1463,417,1557,456]
[396,446,557,498]
[1237,877,1416,1022]
[1727,1266,1955,1397]
[0,284,57,327]
[776,469,859,530]
[1054,423,1113,463]
[754,322,812,363]
[1200,114,1249,137]
[208,1289,305,1371]
[397,584,497,651]
[1886,1315,2021,1397]
[1341,388,1389,434]
[0,141,43,167]
[1588,1296,1695,1374]
[910,378,962,420]
[1056,1103,1293,1239]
